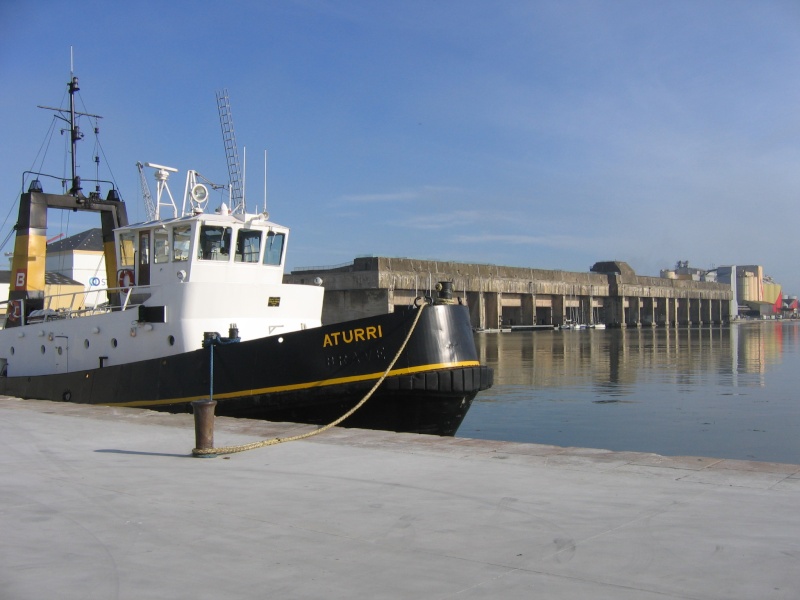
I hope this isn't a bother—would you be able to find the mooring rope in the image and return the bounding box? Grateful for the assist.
[192,302,428,456]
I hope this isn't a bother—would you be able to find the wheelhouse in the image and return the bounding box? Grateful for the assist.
[115,211,289,288]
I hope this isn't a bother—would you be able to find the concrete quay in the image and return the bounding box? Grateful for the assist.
[2,395,798,600]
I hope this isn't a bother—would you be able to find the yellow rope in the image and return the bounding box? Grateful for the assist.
[192,302,428,456]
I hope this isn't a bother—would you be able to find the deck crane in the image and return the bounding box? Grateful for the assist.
[215,89,245,214]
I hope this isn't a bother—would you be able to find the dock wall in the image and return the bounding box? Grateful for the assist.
[286,257,733,328]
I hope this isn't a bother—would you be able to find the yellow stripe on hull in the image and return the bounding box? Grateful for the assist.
[106,360,482,408]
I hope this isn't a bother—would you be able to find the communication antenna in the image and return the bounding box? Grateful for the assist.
[264,150,269,219]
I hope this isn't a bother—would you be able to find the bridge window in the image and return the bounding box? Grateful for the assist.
[235,229,262,263]
[198,225,232,261]
[263,231,285,266]
[154,228,169,264]
[139,231,150,265]
[118,232,135,267]
[173,225,191,262]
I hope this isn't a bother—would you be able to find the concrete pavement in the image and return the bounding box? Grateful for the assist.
[1,395,798,599]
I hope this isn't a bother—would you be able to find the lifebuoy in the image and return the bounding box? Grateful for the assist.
[118,268,135,293]
[5,299,22,323]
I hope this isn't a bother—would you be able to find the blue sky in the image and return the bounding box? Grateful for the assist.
[2,1,800,293]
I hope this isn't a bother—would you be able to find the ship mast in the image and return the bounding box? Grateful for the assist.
[68,76,81,195]
[38,76,103,197]
[6,73,130,328]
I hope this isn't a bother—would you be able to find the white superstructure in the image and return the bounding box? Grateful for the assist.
[0,169,324,378]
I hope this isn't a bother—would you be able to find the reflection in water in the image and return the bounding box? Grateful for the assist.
[461,321,800,464]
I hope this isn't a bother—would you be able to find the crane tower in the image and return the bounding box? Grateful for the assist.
[215,89,244,214]
[136,161,156,221]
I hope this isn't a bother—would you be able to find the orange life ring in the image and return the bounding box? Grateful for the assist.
[118,268,135,293]
[6,299,22,323]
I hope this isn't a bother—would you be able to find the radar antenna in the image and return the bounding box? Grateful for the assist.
[137,162,179,220]
[215,89,244,214]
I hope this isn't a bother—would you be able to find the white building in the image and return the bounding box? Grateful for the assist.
[46,228,108,292]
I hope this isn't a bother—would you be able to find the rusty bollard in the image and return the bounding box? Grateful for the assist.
[192,399,218,457]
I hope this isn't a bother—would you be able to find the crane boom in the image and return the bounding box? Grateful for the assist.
[136,161,156,221]
[215,89,244,214]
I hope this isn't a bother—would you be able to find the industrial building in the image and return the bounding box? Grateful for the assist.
[285,257,733,328]
[660,261,790,319]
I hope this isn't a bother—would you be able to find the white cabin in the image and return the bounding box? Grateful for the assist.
[0,206,324,378]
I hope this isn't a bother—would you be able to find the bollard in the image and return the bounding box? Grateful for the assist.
[192,399,218,457]
[434,281,457,305]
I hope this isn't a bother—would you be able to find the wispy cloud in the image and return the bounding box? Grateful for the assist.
[340,185,466,204]
[450,232,604,252]
[340,191,420,203]
[399,210,487,230]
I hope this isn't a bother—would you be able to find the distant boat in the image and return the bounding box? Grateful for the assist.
[509,324,555,332]
[589,306,606,329]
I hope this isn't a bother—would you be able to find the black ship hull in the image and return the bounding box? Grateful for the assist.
[0,304,492,435]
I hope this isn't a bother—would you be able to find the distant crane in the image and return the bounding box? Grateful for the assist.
[136,161,157,221]
[215,89,244,214]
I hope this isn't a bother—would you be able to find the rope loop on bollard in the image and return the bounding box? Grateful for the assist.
[192,302,428,456]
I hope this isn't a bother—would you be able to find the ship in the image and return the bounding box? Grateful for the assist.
[0,74,492,435]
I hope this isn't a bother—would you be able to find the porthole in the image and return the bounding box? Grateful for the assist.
[111,338,118,348]
[10,347,14,355]
[168,335,175,346]
[84,339,90,349]
[40,345,46,354]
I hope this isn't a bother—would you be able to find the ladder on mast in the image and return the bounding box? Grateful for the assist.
[215,89,244,213]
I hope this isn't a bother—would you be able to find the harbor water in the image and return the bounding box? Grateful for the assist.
[458,321,800,464]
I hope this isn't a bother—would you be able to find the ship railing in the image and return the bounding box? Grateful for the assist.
[1,285,154,326]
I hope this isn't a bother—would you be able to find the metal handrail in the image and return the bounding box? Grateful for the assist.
[1,284,154,326]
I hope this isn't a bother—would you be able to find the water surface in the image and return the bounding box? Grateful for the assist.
[458,321,800,463]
